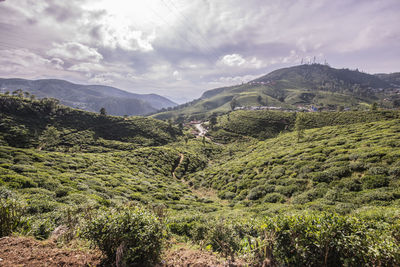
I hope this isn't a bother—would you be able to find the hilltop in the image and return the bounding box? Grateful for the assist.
[0,78,177,116]
[153,64,400,121]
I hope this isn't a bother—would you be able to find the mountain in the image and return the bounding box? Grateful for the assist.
[0,78,177,116]
[375,72,400,87]
[153,64,399,120]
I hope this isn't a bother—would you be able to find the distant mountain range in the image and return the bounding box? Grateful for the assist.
[153,64,400,120]
[0,78,177,116]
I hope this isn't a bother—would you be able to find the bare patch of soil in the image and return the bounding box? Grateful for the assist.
[0,236,101,267]
[161,245,246,267]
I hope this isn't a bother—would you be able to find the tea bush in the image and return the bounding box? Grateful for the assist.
[0,187,25,237]
[261,213,400,267]
[82,205,166,266]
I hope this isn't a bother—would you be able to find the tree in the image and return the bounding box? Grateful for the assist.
[12,89,24,98]
[100,107,107,115]
[38,126,60,150]
[371,102,378,111]
[257,95,262,105]
[209,115,217,130]
[230,98,238,111]
[295,113,306,142]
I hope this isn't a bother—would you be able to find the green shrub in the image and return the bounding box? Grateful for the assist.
[363,175,389,189]
[0,188,25,237]
[263,193,285,203]
[82,205,165,266]
[205,220,241,261]
[261,213,400,267]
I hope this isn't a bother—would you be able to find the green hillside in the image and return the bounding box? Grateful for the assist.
[189,119,400,214]
[153,64,399,121]
[0,94,181,148]
[209,109,400,142]
[2,94,400,266]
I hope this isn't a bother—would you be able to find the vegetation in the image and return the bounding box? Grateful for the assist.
[0,94,181,148]
[1,93,400,265]
[189,119,400,215]
[208,109,399,142]
[82,205,165,266]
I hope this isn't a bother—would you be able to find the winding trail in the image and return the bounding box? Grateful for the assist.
[194,123,208,137]
[172,153,184,179]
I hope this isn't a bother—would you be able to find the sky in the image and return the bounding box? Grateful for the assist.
[0,0,399,103]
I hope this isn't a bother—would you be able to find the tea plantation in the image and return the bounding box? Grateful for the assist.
[1,94,400,266]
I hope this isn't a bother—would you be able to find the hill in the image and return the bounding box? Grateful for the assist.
[153,64,399,120]
[375,72,400,87]
[0,78,177,116]
[0,94,181,148]
[208,109,400,142]
[189,118,400,214]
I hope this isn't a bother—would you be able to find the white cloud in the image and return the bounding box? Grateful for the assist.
[172,70,182,81]
[47,42,103,62]
[93,15,156,52]
[220,54,246,67]
[68,62,105,72]
[219,54,266,69]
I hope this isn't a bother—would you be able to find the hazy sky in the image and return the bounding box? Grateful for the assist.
[1,0,399,103]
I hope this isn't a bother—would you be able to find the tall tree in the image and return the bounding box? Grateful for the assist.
[295,112,306,142]
[38,126,60,150]
[230,98,238,111]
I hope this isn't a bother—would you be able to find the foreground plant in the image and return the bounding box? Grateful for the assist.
[81,205,166,267]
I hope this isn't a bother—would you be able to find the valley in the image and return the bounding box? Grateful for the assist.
[1,87,400,266]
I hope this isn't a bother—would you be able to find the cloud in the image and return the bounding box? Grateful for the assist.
[50,58,64,70]
[220,54,246,67]
[0,49,50,73]
[173,70,182,81]
[218,53,266,70]
[47,42,103,62]
[88,74,114,85]
[0,0,399,101]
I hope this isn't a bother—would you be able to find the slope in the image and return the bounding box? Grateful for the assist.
[188,118,400,214]
[208,109,400,142]
[0,94,181,148]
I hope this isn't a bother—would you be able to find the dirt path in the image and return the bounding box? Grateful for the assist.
[0,236,102,267]
[0,236,246,267]
[161,245,246,266]
[172,153,184,179]
[194,123,208,137]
